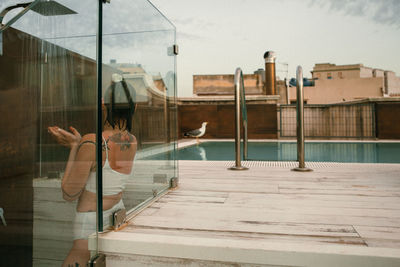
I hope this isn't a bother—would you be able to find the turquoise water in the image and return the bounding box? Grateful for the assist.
[145,142,400,163]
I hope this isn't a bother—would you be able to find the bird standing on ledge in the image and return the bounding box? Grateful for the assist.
[183,122,208,144]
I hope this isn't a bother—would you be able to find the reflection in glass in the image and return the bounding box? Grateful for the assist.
[0,0,177,265]
[47,73,138,265]
[102,0,177,219]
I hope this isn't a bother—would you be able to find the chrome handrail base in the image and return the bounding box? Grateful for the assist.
[291,167,313,172]
[228,166,249,171]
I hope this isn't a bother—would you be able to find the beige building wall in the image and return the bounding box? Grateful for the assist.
[360,67,374,78]
[386,71,400,95]
[193,74,264,95]
[314,69,361,80]
[311,63,387,80]
[289,77,384,104]
[192,63,399,103]
[303,63,400,104]
[193,74,290,103]
[312,63,362,80]
[276,80,288,104]
[373,69,385,77]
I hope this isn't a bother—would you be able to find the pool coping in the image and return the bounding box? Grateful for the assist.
[196,160,400,168]
[179,138,400,150]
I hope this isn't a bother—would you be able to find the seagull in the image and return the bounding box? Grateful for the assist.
[183,122,208,144]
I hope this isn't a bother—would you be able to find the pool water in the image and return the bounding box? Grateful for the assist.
[145,142,400,163]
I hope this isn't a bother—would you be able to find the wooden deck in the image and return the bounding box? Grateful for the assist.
[95,161,400,266]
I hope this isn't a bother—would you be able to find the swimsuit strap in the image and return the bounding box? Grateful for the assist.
[79,140,96,148]
[102,135,109,160]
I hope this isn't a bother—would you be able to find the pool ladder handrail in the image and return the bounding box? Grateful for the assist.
[291,66,312,172]
[229,67,249,171]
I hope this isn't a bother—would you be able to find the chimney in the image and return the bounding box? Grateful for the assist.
[263,51,277,95]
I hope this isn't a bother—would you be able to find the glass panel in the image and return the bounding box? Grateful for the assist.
[101,0,177,222]
[0,0,177,265]
[0,0,98,266]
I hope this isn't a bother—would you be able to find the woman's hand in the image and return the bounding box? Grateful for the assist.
[48,126,82,148]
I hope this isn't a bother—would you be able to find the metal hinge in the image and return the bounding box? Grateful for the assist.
[168,44,179,56]
[88,253,106,267]
[173,44,179,55]
[170,177,179,188]
[152,189,158,197]
[113,209,126,230]
[0,208,6,226]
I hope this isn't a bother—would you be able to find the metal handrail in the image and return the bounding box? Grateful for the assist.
[292,66,312,172]
[239,70,248,160]
[229,68,249,171]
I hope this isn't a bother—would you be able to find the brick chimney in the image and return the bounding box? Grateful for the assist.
[264,51,277,95]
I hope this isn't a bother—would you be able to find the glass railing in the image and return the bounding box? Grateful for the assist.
[102,0,177,221]
[0,0,177,266]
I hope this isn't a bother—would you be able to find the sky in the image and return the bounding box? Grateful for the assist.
[150,0,400,97]
[1,0,398,98]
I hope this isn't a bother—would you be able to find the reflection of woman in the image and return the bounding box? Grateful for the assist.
[48,74,137,267]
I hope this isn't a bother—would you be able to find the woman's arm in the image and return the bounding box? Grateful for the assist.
[48,127,95,201]
[61,136,95,201]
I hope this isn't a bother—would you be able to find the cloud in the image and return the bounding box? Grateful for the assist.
[178,31,202,41]
[170,17,213,41]
[170,16,215,29]
[311,0,400,28]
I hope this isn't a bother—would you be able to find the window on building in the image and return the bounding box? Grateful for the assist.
[327,72,332,79]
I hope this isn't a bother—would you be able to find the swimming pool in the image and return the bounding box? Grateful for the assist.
[145,141,400,163]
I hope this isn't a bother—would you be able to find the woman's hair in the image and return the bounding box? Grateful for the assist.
[104,77,136,132]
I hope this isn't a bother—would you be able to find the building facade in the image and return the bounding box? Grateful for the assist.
[289,63,400,104]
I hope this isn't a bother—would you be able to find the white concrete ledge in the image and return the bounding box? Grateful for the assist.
[91,231,400,267]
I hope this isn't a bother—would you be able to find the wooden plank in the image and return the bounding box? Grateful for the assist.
[106,252,290,267]
[96,160,400,266]
[129,226,366,247]
[129,216,360,238]
[363,239,400,249]
[155,198,400,218]
[158,195,227,204]
[354,226,400,241]
[133,203,400,228]
[278,188,400,197]
[223,192,400,210]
